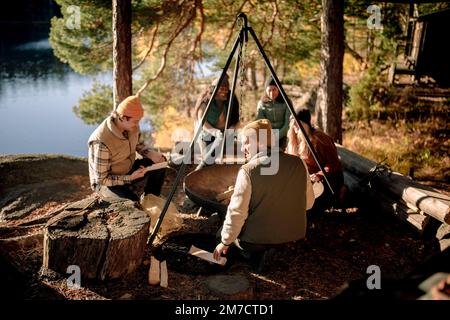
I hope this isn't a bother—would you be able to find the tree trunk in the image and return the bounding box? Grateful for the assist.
[337,145,450,224]
[42,196,150,280]
[113,0,132,109]
[316,0,344,143]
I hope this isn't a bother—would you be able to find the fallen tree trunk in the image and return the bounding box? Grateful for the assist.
[337,145,450,224]
[43,196,150,280]
[343,170,429,233]
[343,170,360,194]
[371,190,430,233]
[345,171,422,211]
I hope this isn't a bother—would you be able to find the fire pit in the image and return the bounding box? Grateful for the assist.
[183,164,241,217]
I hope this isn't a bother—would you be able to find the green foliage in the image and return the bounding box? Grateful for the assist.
[417,2,450,16]
[344,118,449,180]
[49,0,114,75]
[136,80,167,131]
[347,35,397,120]
[49,0,162,76]
[51,1,419,129]
[207,0,322,71]
[344,3,450,122]
[347,69,377,120]
[345,1,406,121]
[344,1,406,41]
[73,82,113,125]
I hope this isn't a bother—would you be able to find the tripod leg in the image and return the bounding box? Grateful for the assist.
[247,27,335,196]
[219,36,243,162]
[197,131,223,170]
[147,30,245,245]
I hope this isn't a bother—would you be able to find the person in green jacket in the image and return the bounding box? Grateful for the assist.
[256,76,291,149]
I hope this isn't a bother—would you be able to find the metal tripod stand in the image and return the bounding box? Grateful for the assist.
[147,13,334,245]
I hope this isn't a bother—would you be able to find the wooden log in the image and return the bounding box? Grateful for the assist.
[436,223,450,241]
[382,172,450,224]
[100,207,152,280]
[370,189,430,233]
[343,170,360,194]
[337,145,378,177]
[439,239,450,251]
[344,170,429,233]
[345,170,422,212]
[160,260,168,288]
[337,145,450,224]
[42,197,150,280]
[148,256,160,286]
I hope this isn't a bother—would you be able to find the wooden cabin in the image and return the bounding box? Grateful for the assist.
[391,8,450,86]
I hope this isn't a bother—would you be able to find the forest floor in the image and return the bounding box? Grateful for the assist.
[0,152,446,300]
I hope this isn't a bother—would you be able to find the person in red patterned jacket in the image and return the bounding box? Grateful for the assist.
[286,108,345,211]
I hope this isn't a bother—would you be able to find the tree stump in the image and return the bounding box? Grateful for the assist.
[205,275,254,299]
[42,196,150,280]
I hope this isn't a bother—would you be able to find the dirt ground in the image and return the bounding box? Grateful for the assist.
[0,155,445,300]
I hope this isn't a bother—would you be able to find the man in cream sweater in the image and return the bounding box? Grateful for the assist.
[213,119,314,273]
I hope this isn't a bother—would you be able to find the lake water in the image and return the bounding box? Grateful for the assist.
[0,21,219,158]
[0,23,110,158]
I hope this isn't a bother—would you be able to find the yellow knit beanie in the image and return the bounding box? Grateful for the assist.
[116,95,144,118]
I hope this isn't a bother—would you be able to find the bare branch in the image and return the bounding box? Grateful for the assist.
[132,22,160,72]
[136,1,198,95]
[166,5,196,47]
[136,41,170,96]
[344,40,364,64]
[190,0,205,58]
[223,0,248,49]
[261,0,279,48]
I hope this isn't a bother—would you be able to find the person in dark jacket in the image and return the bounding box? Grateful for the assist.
[256,77,291,149]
